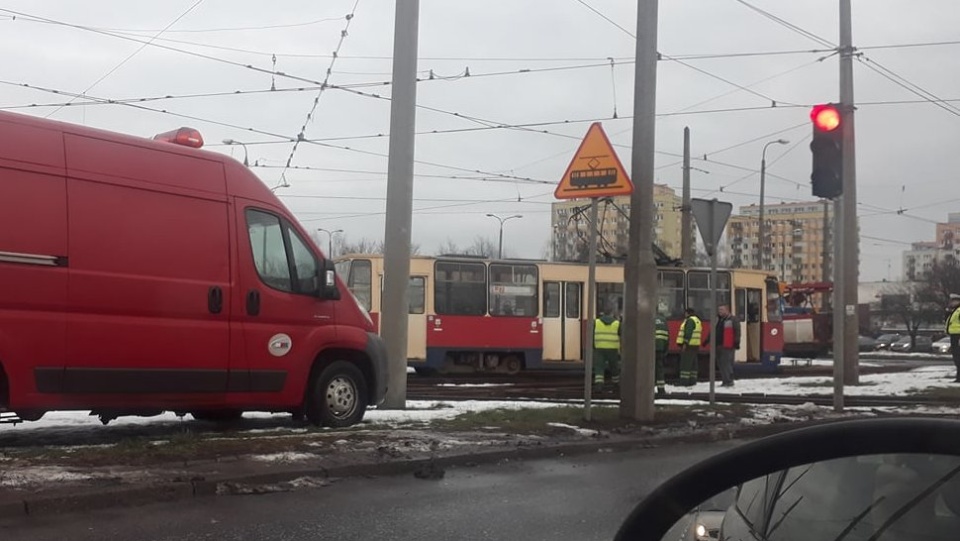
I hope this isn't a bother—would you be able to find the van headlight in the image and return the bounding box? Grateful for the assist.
[696,524,707,538]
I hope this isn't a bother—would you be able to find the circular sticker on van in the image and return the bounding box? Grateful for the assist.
[770,328,779,336]
[268,333,293,357]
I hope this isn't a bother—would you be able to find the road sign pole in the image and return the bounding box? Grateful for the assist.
[690,197,732,408]
[708,205,718,405]
[584,197,599,422]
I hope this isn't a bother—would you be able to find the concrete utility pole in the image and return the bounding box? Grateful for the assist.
[839,0,860,385]
[681,127,693,266]
[380,0,420,409]
[621,0,658,422]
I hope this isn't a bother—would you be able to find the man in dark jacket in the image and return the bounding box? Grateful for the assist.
[715,305,741,387]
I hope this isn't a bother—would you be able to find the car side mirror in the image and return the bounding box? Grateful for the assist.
[317,259,341,300]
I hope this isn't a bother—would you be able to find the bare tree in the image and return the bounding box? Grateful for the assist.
[465,236,497,258]
[337,237,382,256]
[435,238,463,256]
[881,282,942,349]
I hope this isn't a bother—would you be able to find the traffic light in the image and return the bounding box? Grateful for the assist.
[810,103,843,199]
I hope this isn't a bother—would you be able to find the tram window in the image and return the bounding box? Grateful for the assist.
[435,261,487,316]
[658,270,685,318]
[544,282,561,318]
[409,276,425,314]
[348,259,372,312]
[379,275,425,314]
[597,282,623,317]
[489,263,539,317]
[747,289,762,323]
[686,270,732,316]
[566,282,581,319]
[765,279,783,322]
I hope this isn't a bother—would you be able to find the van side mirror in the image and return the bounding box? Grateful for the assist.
[318,259,341,300]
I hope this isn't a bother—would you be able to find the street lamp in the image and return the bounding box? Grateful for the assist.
[222,138,250,167]
[317,228,343,258]
[758,139,789,271]
[486,214,523,259]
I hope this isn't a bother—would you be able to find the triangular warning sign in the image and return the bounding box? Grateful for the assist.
[555,122,634,200]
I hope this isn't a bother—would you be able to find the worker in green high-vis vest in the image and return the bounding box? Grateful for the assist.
[655,313,669,397]
[593,307,621,391]
[675,307,702,387]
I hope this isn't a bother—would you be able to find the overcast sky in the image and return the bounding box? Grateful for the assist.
[1,0,957,282]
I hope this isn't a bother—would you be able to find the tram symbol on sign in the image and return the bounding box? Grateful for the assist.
[555,122,633,200]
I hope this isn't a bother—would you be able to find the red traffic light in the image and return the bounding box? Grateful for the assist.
[811,104,841,132]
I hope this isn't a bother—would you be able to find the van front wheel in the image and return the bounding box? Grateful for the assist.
[306,361,368,428]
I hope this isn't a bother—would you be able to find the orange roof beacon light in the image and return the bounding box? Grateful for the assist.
[153,127,204,148]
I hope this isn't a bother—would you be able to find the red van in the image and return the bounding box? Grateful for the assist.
[0,111,386,427]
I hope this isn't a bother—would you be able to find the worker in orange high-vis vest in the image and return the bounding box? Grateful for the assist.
[676,307,702,386]
[715,304,741,387]
[593,307,621,390]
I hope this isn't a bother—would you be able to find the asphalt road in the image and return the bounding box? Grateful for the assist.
[1,440,740,541]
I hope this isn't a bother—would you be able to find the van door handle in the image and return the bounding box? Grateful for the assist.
[208,286,223,314]
[247,290,261,316]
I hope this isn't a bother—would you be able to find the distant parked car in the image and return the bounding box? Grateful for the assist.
[858,336,877,352]
[890,335,934,353]
[874,333,901,350]
[934,336,952,354]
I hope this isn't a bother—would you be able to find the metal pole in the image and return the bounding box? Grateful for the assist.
[822,200,831,287]
[840,0,860,385]
[498,221,504,259]
[329,235,334,260]
[758,157,766,271]
[584,198,599,422]
[380,0,420,409]
[708,201,718,405]
[681,127,693,266]
[621,0,658,422]
[833,197,844,411]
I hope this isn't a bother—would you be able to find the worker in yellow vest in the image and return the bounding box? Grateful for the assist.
[676,307,702,387]
[946,293,960,382]
[593,308,621,389]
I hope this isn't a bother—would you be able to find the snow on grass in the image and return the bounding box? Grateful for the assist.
[0,466,128,488]
[677,365,956,397]
[780,357,882,368]
[249,452,317,463]
[364,400,562,425]
[546,422,599,437]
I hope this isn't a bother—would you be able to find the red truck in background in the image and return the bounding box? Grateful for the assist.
[0,111,386,427]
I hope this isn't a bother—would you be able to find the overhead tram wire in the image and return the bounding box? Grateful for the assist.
[44,0,205,118]
[730,0,960,119]
[278,0,361,189]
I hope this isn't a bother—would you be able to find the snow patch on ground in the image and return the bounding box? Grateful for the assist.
[546,422,599,437]
[249,452,317,463]
[780,357,882,368]
[364,400,563,425]
[674,365,955,397]
[0,466,135,488]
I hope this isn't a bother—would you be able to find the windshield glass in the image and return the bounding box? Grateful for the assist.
[725,454,960,541]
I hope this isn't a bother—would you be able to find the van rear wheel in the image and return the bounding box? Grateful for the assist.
[306,361,368,428]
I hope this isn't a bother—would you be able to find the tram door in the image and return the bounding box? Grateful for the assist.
[543,281,583,362]
[735,287,763,362]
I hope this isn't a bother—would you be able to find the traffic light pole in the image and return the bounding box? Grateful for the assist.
[839,0,860,386]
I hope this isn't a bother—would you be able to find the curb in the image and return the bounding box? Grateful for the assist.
[0,418,837,520]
